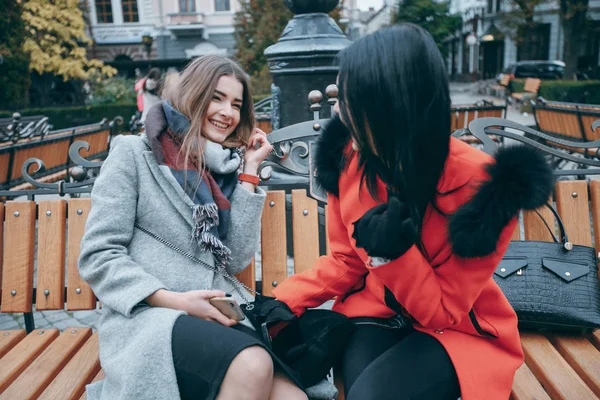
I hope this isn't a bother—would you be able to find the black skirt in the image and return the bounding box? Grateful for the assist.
[171,314,304,400]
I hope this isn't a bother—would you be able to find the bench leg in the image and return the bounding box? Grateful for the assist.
[24,312,35,333]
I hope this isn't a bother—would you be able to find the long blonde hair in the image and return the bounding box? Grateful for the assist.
[161,55,255,169]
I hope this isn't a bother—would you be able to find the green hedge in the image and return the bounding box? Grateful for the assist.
[509,79,600,104]
[0,103,137,130]
[2,97,274,131]
[0,0,30,110]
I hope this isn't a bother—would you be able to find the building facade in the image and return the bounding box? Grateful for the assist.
[341,0,396,40]
[446,0,600,81]
[87,0,241,75]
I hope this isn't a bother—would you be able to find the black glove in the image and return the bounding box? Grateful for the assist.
[352,194,418,260]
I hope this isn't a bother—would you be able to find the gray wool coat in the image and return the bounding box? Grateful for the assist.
[79,134,338,400]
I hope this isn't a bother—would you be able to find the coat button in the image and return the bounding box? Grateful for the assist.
[434,329,444,334]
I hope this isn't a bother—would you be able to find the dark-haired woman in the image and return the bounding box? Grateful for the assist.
[271,24,553,400]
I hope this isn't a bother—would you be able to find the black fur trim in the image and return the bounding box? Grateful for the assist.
[449,146,554,258]
[315,114,351,196]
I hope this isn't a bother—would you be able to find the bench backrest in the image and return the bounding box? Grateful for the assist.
[0,115,46,132]
[0,189,326,313]
[533,99,600,141]
[0,125,110,190]
[2,181,600,315]
[524,78,542,94]
[450,103,507,131]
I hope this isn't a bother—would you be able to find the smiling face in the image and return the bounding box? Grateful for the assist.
[201,75,244,143]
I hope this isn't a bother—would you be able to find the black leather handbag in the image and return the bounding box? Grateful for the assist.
[493,204,600,333]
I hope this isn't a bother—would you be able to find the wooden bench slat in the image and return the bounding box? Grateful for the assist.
[11,140,71,181]
[1,201,36,313]
[590,330,600,352]
[79,369,105,400]
[77,131,110,158]
[589,181,600,253]
[582,115,600,141]
[0,329,59,393]
[67,199,96,310]
[235,258,256,292]
[38,333,101,400]
[334,368,345,400]
[291,189,320,275]
[0,329,26,358]
[523,205,555,242]
[511,222,522,241]
[520,333,598,399]
[261,191,287,297]
[549,335,600,396]
[36,200,67,310]
[0,327,92,399]
[510,362,551,400]
[555,181,592,247]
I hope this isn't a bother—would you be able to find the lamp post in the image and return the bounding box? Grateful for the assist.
[142,33,153,69]
[264,0,350,127]
[466,32,478,82]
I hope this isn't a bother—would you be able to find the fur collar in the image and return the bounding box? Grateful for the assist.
[314,118,554,258]
[314,115,351,197]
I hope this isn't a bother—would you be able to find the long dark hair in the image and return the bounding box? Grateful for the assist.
[337,23,451,241]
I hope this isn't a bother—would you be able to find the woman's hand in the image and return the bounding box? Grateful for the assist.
[243,127,273,175]
[146,289,238,326]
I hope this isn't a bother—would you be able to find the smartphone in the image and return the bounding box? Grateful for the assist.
[209,295,246,321]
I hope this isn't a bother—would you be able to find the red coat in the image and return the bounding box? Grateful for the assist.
[273,138,525,400]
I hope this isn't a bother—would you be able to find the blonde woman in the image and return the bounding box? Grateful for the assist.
[79,56,307,400]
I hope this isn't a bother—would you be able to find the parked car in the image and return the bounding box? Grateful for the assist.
[496,60,565,82]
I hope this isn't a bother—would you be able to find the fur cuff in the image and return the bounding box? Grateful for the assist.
[449,146,554,258]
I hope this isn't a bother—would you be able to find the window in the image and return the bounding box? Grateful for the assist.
[517,24,550,61]
[215,0,230,11]
[180,0,195,12]
[487,0,493,13]
[496,0,502,12]
[122,0,139,22]
[95,0,113,23]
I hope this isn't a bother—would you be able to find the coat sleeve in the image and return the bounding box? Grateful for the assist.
[367,217,517,330]
[224,184,266,275]
[272,194,367,316]
[78,136,167,317]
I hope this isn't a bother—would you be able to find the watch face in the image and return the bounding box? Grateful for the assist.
[309,140,327,203]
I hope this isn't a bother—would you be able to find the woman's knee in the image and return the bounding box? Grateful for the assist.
[230,346,274,383]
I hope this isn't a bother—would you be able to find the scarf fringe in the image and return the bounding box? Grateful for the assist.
[192,203,232,271]
[192,203,219,233]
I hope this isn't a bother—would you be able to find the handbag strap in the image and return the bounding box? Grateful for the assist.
[535,203,572,249]
[134,223,256,302]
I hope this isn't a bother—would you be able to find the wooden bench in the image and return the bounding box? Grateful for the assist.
[0,120,119,193]
[510,78,542,105]
[451,101,507,144]
[533,98,600,143]
[2,185,600,399]
[488,74,511,98]
[0,115,49,138]
[530,98,600,168]
[2,173,600,398]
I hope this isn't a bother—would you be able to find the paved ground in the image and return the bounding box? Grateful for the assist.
[0,82,538,333]
[449,81,535,127]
